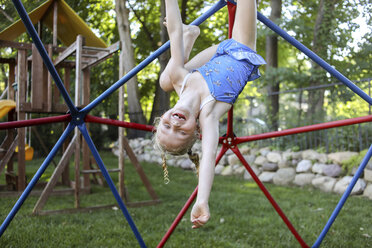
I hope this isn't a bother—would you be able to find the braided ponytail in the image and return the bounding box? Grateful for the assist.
[161,153,170,184]
[188,149,200,176]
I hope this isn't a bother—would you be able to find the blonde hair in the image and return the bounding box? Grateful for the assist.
[153,117,200,183]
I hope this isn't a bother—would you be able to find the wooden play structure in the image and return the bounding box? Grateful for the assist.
[0,0,158,214]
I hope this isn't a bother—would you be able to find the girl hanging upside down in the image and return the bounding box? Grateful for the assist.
[154,0,265,229]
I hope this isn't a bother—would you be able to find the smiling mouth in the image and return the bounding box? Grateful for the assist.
[172,113,186,120]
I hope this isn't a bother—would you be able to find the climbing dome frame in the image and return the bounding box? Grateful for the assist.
[1,1,371,247]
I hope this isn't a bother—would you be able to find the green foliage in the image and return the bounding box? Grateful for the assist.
[342,149,368,175]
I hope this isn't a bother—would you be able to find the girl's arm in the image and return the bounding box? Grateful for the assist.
[190,111,220,228]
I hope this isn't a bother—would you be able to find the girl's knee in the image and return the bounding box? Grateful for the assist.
[160,71,173,92]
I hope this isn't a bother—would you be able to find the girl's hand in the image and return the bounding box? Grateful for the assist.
[190,202,210,229]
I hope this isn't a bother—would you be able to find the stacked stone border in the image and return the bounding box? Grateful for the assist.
[113,138,372,199]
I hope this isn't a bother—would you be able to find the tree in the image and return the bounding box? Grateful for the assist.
[115,0,147,138]
[265,0,282,131]
[306,0,340,122]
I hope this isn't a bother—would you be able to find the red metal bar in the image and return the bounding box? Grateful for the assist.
[232,146,309,248]
[0,114,71,130]
[227,1,236,39]
[85,115,153,132]
[226,108,234,137]
[236,115,372,144]
[157,145,229,248]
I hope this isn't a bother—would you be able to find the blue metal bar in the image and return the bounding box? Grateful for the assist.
[78,123,146,248]
[257,12,372,105]
[0,123,75,237]
[312,144,372,248]
[12,0,78,114]
[81,0,227,114]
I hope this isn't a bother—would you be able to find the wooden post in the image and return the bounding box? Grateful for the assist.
[47,44,53,112]
[61,67,71,186]
[118,46,126,199]
[33,135,77,214]
[17,49,27,191]
[6,63,16,189]
[31,44,44,110]
[74,35,83,208]
[53,1,58,47]
[8,63,15,100]
[82,68,90,190]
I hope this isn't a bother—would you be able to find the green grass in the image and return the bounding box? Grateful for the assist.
[1,152,371,247]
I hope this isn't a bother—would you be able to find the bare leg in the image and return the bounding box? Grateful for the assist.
[163,19,201,63]
[160,22,200,90]
[232,0,257,50]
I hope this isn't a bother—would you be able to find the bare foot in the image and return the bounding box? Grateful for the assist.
[182,24,200,63]
[163,17,200,37]
[163,18,200,63]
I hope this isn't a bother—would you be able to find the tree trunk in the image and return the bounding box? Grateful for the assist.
[307,0,339,123]
[265,0,282,131]
[115,0,147,138]
[149,0,170,124]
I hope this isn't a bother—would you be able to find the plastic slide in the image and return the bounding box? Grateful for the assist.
[0,99,16,118]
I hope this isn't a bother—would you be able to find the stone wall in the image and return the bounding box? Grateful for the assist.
[113,138,372,199]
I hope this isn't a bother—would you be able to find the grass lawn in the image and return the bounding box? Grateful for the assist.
[0,152,371,247]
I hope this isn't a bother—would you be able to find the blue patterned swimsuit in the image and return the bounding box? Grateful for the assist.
[195,39,266,104]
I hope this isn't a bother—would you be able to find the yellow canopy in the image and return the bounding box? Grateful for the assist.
[0,0,107,48]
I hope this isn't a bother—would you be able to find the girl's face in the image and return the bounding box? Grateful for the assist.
[156,107,197,152]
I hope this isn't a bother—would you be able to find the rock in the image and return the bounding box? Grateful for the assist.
[267,152,282,163]
[293,173,315,186]
[250,148,259,156]
[273,168,296,186]
[219,155,228,165]
[312,163,327,174]
[296,160,312,173]
[112,147,120,157]
[323,164,342,177]
[167,158,177,167]
[364,169,372,182]
[291,152,302,160]
[312,176,337,193]
[262,162,278,171]
[363,184,372,199]
[258,172,276,183]
[367,159,372,170]
[140,139,152,147]
[350,166,358,176]
[179,159,192,170]
[282,151,293,161]
[317,153,328,164]
[243,166,261,180]
[215,164,224,175]
[259,147,271,156]
[254,156,267,166]
[333,176,366,195]
[301,149,319,161]
[243,155,256,165]
[328,151,358,164]
[278,159,291,169]
[240,146,250,155]
[142,153,152,162]
[228,154,239,166]
[221,165,234,176]
[291,159,299,167]
[234,166,246,175]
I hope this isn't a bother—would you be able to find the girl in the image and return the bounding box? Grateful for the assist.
[155,0,265,229]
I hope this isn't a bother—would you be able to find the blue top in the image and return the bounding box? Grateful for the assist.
[195,39,266,104]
